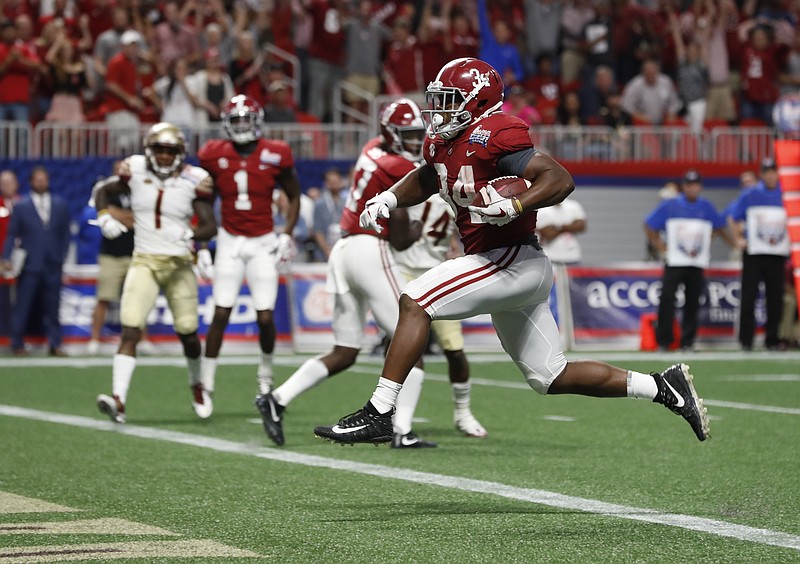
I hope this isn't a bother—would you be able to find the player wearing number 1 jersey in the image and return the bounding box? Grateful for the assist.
[256,98,436,448]
[315,57,711,446]
[197,95,301,416]
[95,123,217,424]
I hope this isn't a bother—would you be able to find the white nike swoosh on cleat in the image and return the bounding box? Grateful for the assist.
[268,401,280,422]
[664,379,686,408]
[330,424,369,434]
[400,436,419,446]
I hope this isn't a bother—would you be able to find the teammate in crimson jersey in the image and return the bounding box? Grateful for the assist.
[197,95,301,417]
[315,58,711,446]
[256,98,437,449]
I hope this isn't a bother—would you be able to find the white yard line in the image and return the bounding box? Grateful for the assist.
[1,405,799,553]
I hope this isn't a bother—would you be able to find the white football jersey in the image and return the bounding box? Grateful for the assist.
[126,155,213,256]
[394,195,456,274]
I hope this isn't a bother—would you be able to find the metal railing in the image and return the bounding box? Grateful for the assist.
[30,122,371,160]
[0,120,780,163]
[530,125,777,163]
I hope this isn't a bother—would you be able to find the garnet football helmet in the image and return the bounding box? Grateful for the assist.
[380,98,426,161]
[221,94,264,144]
[144,122,186,178]
[424,58,504,140]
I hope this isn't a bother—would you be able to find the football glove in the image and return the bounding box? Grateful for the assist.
[359,191,398,234]
[274,233,295,265]
[97,212,128,239]
[195,248,214,281]
[467,186,520,226]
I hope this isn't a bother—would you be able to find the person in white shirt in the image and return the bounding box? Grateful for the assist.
[535,198,587,264]
[94,123,217,423]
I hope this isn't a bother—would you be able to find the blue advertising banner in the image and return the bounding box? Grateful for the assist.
[566,263,759,349]
[53,273,291,343]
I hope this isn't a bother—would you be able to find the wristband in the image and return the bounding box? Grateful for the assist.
[512,197,524,215]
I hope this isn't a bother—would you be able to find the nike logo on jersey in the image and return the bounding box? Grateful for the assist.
[330,424,369,434]
[663,379,685,408]
[466,149,477,157]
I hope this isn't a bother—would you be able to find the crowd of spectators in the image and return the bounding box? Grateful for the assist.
[1,0,799,136]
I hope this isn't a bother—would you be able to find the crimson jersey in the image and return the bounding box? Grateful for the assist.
[197,138,294,237]
[423,113,536,254]
[340,137,417,239]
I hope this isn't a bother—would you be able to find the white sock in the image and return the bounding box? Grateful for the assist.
[201,357,217,393]
[451,381,472,412]
[112,354,136,405]
[627,371,658,399]
[272,357,328,406]
[187,356,202,387]
[369,377,403,415]
[393,367,424,436]
[257,352,274,394]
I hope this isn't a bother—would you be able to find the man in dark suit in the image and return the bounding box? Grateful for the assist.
[1,166,71,356]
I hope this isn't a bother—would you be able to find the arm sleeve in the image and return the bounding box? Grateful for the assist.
[497,148,537,178]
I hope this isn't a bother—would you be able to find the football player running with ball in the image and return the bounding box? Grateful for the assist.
[314,58,710,445]
[197,95,302,416]
[256,98,436,448]
[96,123,217,423]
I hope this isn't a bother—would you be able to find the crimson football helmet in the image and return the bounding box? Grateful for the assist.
[424,58,504,140]
[380,98,426,161]
[221,94,264,144]
[144,122,186,178]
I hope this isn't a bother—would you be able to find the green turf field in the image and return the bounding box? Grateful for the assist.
[1,351,799,563]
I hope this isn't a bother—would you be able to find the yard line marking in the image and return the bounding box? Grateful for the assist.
[2,405,799,553]
[703,400,800,415]
[722,374,800,382]
[0,492,78,514]
[0,518,179,536]
[0,540,258,563]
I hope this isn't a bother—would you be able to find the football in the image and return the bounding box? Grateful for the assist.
[472,176,532,207]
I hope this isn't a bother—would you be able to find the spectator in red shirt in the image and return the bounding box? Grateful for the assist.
[523,53,560,125]
[304,0,347,122]
[0,18,43,124]
[103,29,148,153]
[418,0,449,86]
[228,30,267,103]
[739,23,787,125]
[383,16,424,95]
[448,6,478,61]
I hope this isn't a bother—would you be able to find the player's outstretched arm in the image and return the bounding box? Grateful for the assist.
[515,152,575,212]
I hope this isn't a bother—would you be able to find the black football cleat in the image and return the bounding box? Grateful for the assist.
[652,363,710,441]
[314,405,394,445]
[255,393,285,446]
[391,431,438,449]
